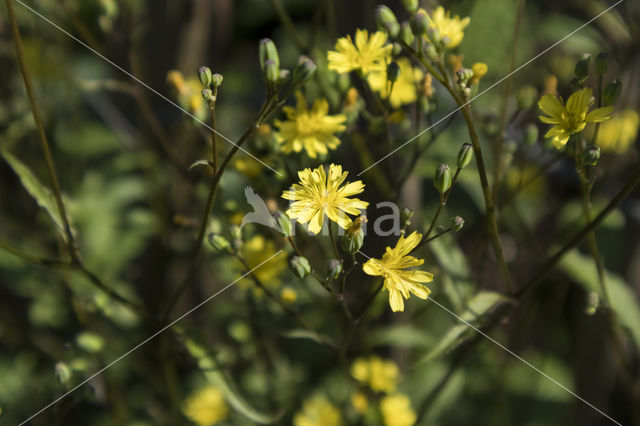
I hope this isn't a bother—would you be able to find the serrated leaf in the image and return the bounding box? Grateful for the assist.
[559,249,640,353]
[417,291,508,364]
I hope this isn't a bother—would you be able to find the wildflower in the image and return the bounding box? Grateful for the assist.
[362,231,433,312]
[167,70,206,118]
[597,109,639,153]
[367,58,424,108]
[470,62,488,84]
[274,92,347,158]
[281,287,297,303]
[543,74,558,95]
[181,386,229,426]
[538,87,614,148]
[421,6,470,48]
[240,235,286,288]
[282,164,368,234]
[327,29,392,75]
[294,395,343,426]
[351,356,399,393]
[351,392,369,414]
[380,394,416,426]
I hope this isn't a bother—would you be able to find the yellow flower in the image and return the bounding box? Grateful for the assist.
[294,395,343,426]
[351,392,369,414]
[282,164,369,234]
[470,62,488,84]
[362,231,433,312]
[367,58,424,108]
[351,356,399,393]
[281,287,298,303]
[597,109,639,153]
[328,29,392,75]
[181,386,228,426]
[380,394,416,426]
[538,87,614,149]
[274,92,347,158]
[240,235,286,288]
[167,70,206,118]
[420,6,470,48]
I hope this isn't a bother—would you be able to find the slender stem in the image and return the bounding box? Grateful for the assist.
[210,100,218,174]
[328,221,340,260]
[6,0,77,261]
[0,239,73,269]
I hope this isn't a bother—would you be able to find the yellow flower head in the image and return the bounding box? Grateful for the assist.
[240,235,286,288]
[181,386,229,426]
[380,394,416,426]
[538,87,614,149]
[470,62,488,84]
[362,231,433,312]
[421,6,470,48]
[167,70,206,118]
[275,92,347,158]
[281,287,298,303]
[294,395,343,426]
[328,29,392,75]
[597,109,639,153]
[351,356,399,393]
[367,57,424,108]
[282,164,369,234]
[351,392,369,414]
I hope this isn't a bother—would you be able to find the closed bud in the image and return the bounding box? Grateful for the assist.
[400,207,414,226]
[342,215,367,254]
[201,89,214,102]
[211,73,224,88]
[524,124,539,145]
[399,22,414,46]
[327,259,343,279]
[516,85,538,110]
[451,216,464,231]
[583,145,601,166]
[456,143,473,169]
[290,256,311,278]
[278,69,291,83]
[55,362,72,385]
[434,163,452,194]
[208,233,230,252]
[198,66,213,87]
[375,5,400,37]
[574,53,591,82]
[410,12,429,37]
[292,56,316,85]
[456,67,473,85]
[602,79,621,106]
[387,61,400,83]
[595,53,608,75]
[274,211,293,236]
[401,0,419,13]
[427,27,441,44]
[264,59,279,84]
[259,38,279,71]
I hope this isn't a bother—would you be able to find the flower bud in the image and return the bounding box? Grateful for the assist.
[259,38,279,71]
[387,61,400,83]
[524,123,539,146]
[375,5,400,38]
[574,54,591,82]
[456,143,473,169]
[198,66,213,87]
[201,89,214,102]
[211,73,224,88]
[278,68,291,83]
[273,211,293,236]
[516,85,538,110]
[401,0,418,13]
[392,42,403,56]
[602,79,621,106]
[427,27,441,45]
[264,59,279,84]
[434,164,452,195]
[595,53,608,76]
[327,259,343,279]
[399,22,414,46]
[400,207,414,226]
[342,215,367,254]
[583,145,601,166]
[208,233,230,252]
[290,255,311,278]
[451,216,464,231]
[55,362,72,385]
[292,56,317,85]
[456,67,473,86]
[410,12,429,37]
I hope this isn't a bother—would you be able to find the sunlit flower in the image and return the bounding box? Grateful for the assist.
[420,6,470,48]
[328,29,392,75]
[294,395,343,426]
[597,109,639,153]
[362,231,433,312]
[240,235,286,288]
[282,164,368,234]
[367,58,424,108]
[167,70,206,119]
[274,92,347,158]
[380,394,416,426]
[470,62,488,84]
[181,386,228,426]
[351,356,399,393]
[538,87,614,148]
[351,392,369,414]
[281,287,298,303]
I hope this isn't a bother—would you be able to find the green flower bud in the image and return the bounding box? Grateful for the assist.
[327,259,343,279]
[201,89,214,102]
[400,207,414,226]
[274,211,293,237]
[602,79,621,106]
[456,143,473,169]
[399,22,414,46]
[456,68,473,85]
[259,38,279,71]
[375,5,400,37]
[208,233,230,252]
[198,66,213,87]
[516,85,538,110]
[264,59,279,84]
[387,61,400,83]
[434,164,452,195]
[524,124,539,145]
[290,255,311,279]
[427,27,441,45]
[292,56,317,85]
[451,216,464,231]
[278,68,291,84]
[401,0,418,13]
[410,12,429,37]
[211,73,224,88]
[595,53,608,75]
[574,53,591,82]
[342,215,367,254]
[55,362,72,385]
[583,145,601,166]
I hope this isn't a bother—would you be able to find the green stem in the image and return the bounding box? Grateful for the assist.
[328,221,340,260]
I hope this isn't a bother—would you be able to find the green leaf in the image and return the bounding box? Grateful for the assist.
[184,338,283,424]
[188,159,214,172]
[417,291,508,364]
[559,249,640,353]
